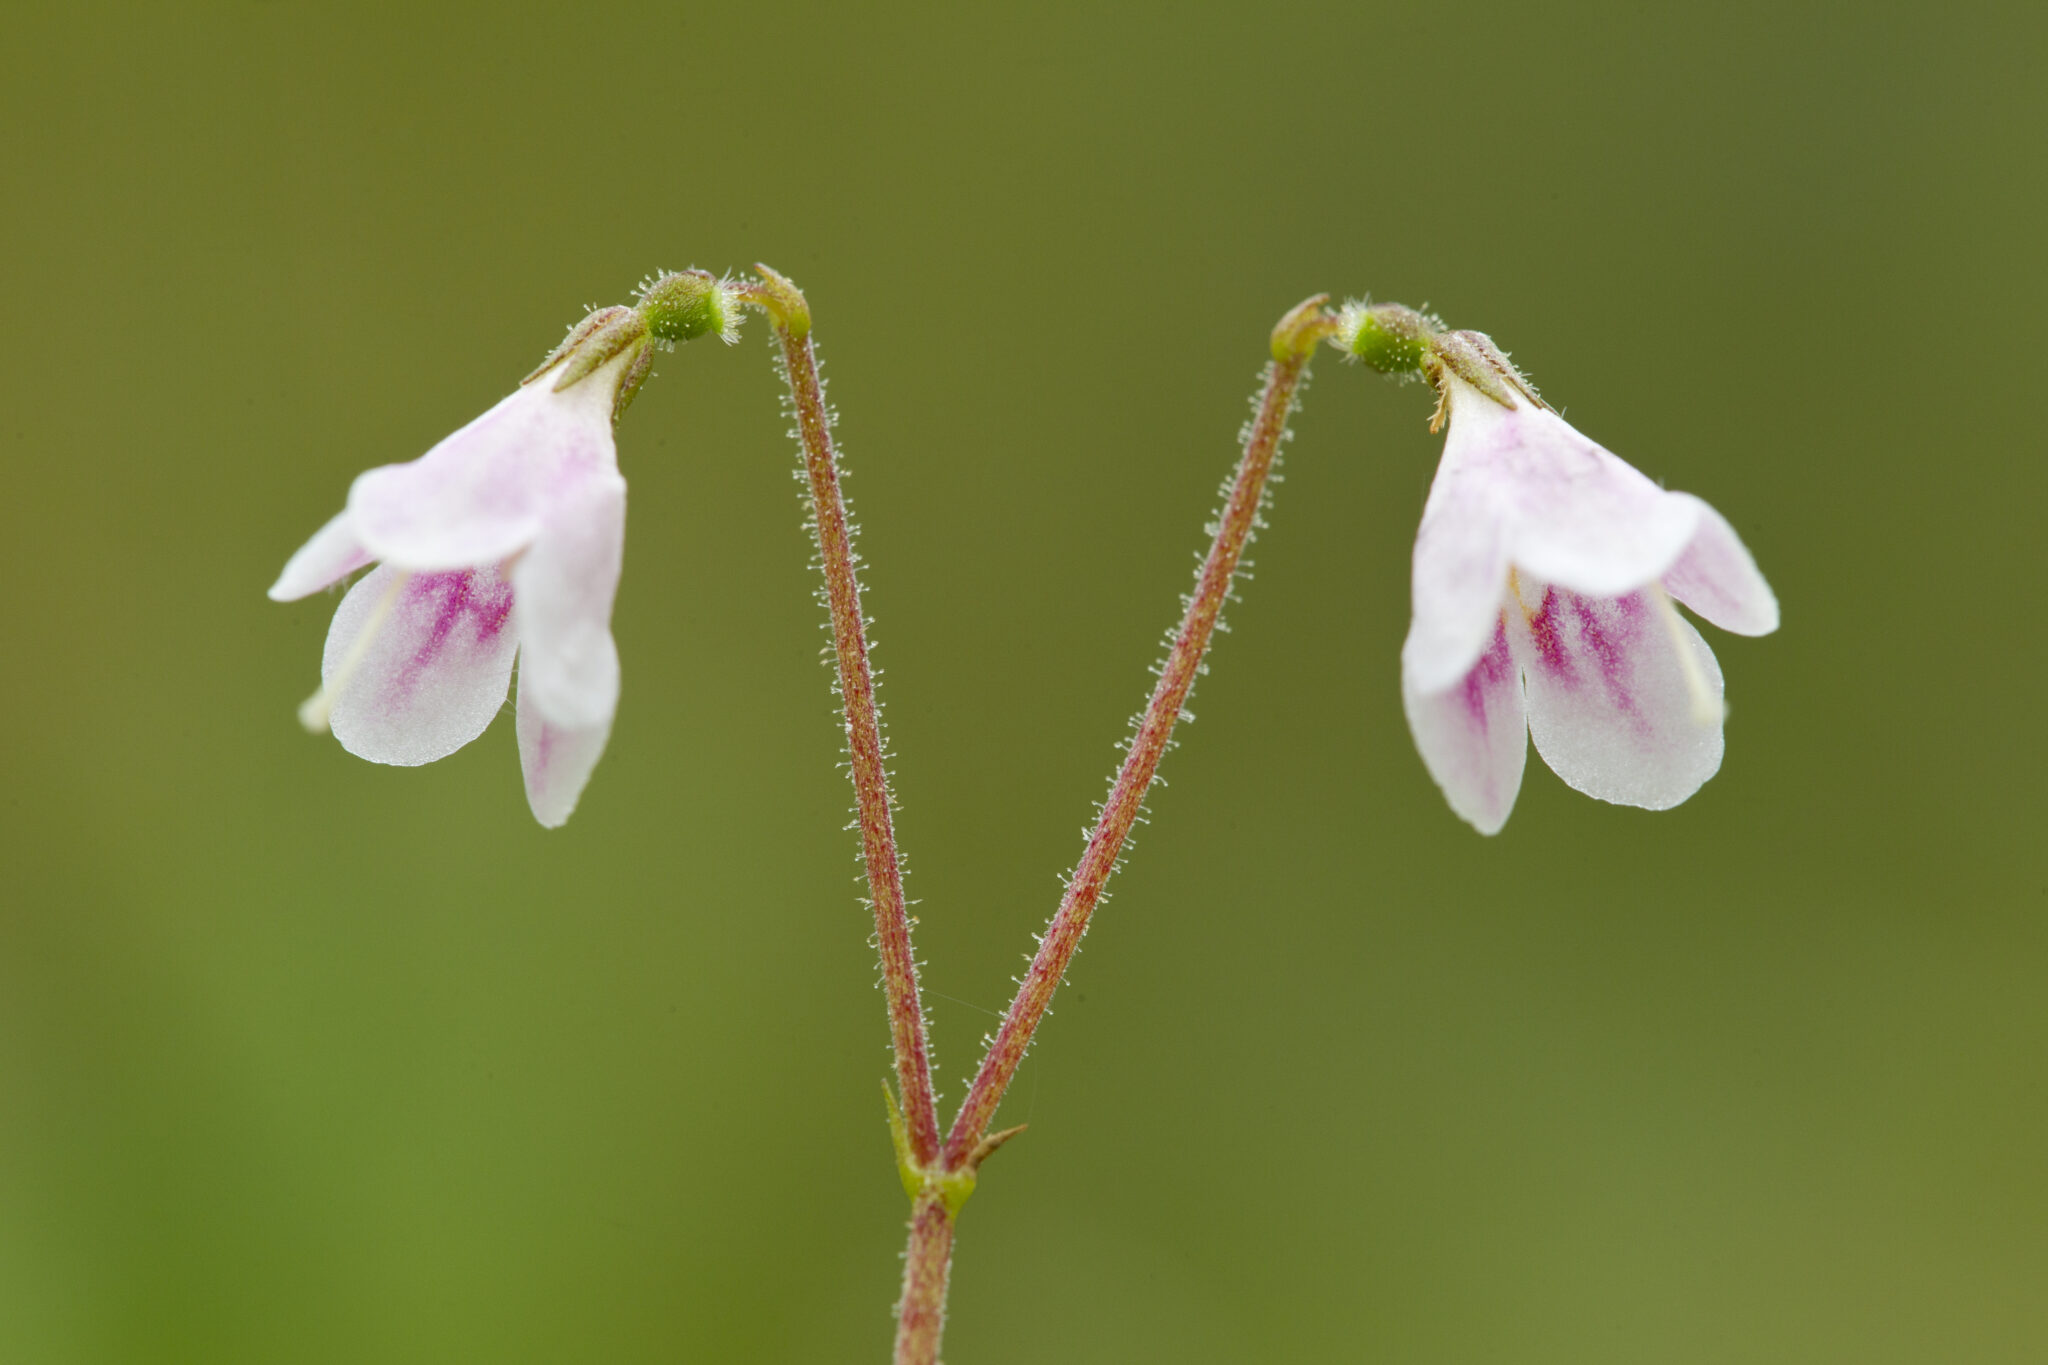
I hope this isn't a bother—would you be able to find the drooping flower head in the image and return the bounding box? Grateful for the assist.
[269,270,739,826]
[1341,304,1779,834]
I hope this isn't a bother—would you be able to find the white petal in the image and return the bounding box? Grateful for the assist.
[1403,616,1528,835]
[1662,495,1779,636]
[1438,378,1701,598]
[323,565,519,766]
[509,472,625,731]
[269,510,372,601]
[1505,577,1724,810]
[1404,448,1514,694]
[516,670,613,828]
[347,376,619,572]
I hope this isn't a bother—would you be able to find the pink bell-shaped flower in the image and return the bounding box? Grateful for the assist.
[1398,331,1779,833]
[271,275,735,826]
[269,328,642,827]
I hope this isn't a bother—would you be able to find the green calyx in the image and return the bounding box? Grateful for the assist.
[1433,328,1541,410]
[1335,303,1542,413]
[524,305,654,421]
[517,268,746,427]
[1337,301,1438,376]
[636,269,739,345]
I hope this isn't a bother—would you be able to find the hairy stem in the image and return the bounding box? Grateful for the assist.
[745,265,943,1166]
[941,296,1336,1168]
[747,268,1333,1365]
[893,1194,955,1365]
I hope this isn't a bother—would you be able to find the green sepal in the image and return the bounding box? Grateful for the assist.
[553,307,649,392]
[610,342,657,422]
[1434,329,1541,410]
[521,305,658,423]
[526,305,650,390]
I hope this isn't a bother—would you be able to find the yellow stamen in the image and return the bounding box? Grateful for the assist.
[1648,581,1723,727]
[298,571,410,734]
[1507,565,1533,619]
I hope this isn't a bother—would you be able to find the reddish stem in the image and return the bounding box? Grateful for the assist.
[892,1194,955,1365]
[749,266,943,1166]
[749,269,1332,1365]
[941,296,1335,1170]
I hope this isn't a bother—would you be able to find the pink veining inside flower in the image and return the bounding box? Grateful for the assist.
[1402,369,1777,834]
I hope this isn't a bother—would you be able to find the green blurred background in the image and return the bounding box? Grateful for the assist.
[4,2,2043,1360]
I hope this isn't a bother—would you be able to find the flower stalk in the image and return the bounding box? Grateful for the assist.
[941,295,1335,1171]
[738,265,944,1169]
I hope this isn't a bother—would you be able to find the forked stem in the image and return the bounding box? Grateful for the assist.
[747,269,1334,1365]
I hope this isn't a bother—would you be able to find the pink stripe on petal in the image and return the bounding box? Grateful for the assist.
[1523,586,1574,681]
[1403,615,1528,835]
[324,565,519,766]
[1506,579,1724,810]
[1568,591,1650,727]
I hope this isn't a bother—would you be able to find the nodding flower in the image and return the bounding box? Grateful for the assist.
[1398,331,1778,834]
[269,312,650,827]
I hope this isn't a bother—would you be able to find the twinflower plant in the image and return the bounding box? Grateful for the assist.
[270,269,1779,1364]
